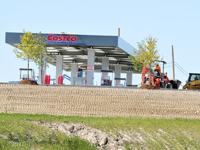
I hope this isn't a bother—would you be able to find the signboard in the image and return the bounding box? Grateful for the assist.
[47,35,78,42]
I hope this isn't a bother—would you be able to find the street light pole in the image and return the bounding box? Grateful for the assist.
[172,45,175,80]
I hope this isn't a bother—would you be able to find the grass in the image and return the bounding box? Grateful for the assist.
[0,115,97,150]
[0,113,200,149]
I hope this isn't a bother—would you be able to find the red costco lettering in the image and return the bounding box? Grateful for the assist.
[58,36,63,41]
[71,36,77,41]
[53,36,58,41]
[63,36,67,41]
[47,35,77,42]
[48,35,53,40]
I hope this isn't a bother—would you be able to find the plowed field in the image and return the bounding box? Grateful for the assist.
[0,84,200,119]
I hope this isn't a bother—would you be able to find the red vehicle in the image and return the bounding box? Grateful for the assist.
[141,63,181,89]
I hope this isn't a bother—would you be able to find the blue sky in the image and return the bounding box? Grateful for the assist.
[0,0,200,85]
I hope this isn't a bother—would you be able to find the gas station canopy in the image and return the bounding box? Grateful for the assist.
[6,32,137,73]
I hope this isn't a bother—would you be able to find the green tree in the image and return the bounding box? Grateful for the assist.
[14,32,46,80]
[131,37,160,72]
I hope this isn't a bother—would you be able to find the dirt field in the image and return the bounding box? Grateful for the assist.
[0,84,200,119]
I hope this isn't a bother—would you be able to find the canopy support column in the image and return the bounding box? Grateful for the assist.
[86,48,95,86]
[101,57,109,79]
[114,64,121,86]
[56,55,63,84]
[126,71,132,86]
[71,63,78,85]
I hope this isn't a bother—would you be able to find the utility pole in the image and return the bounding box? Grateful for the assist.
[172,45,175,80]
[118,27,121,37]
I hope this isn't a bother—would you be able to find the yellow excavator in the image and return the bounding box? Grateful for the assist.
[183,73,200,90]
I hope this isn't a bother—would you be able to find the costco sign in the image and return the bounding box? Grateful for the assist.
[47,35,78,42]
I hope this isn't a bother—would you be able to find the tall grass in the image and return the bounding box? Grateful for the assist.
[0,113,200,149]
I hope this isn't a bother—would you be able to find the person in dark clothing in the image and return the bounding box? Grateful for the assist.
[154,64,161,77]
[78,66,83,77]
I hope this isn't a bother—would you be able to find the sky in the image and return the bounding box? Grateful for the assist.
[0,0,200,85]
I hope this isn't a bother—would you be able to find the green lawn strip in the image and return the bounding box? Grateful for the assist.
[1,113,200,130]
[1,113,200,149]
[1,113,200,135]
[0,119,97,150]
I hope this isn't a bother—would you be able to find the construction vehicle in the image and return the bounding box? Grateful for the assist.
[19,68,38,85]
[141,62,181,89]
[183,73,200,90]
[141,69,181,89]
[141,64,162,89]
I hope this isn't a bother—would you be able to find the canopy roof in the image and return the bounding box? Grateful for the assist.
[6,32,137,73]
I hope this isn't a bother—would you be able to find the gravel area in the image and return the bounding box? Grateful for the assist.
[33,121,126,150]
